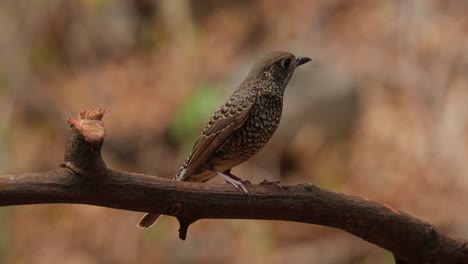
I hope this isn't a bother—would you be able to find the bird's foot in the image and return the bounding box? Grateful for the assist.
[223,175,249,193]
[212,169,249,193]
[224,172,251,185]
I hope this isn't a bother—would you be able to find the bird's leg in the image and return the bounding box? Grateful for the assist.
[211,169,249,193]
[223,169,251,185]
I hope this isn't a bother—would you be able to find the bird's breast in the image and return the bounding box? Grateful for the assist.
[211,94,284,168]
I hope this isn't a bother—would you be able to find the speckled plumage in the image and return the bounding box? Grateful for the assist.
[176,88,283,182]
[137,51,311,229]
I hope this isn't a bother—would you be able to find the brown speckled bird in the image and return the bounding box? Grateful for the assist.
[138,51,311,228]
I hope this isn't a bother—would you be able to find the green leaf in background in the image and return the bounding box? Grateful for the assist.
[170,85,225,153]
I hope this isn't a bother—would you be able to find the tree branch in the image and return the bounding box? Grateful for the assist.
[0,109,467,264]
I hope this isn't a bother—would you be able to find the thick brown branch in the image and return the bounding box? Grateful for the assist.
[1,169,467,263]
[0,109,467,264]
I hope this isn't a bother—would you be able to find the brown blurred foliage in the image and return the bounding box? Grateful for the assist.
[0,0,468,263]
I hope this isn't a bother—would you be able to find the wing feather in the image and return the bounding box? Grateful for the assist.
[180,90,255,180]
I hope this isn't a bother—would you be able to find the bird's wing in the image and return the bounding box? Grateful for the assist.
[180,90,256,180]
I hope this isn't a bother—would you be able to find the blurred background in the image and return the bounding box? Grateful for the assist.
[0,0,467,263]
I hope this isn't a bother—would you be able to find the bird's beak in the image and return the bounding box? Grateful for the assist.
[296,57,312,67]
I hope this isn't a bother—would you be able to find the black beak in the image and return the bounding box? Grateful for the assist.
[296,57,312,67]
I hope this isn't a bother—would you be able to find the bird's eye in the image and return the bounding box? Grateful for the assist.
[281,58,292,69]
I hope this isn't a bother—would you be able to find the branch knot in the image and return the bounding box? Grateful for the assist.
[63,109,108,178]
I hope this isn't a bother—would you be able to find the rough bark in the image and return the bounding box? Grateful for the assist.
[0,109,467,264]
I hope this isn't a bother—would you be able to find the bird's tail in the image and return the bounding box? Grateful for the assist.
[137,213,162,229]
[138,158,216,229]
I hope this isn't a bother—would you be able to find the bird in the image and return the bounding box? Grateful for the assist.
[138,51,311,229]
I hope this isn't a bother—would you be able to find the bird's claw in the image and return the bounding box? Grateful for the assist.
[212,169,249,193]
[226,173,251,185]
[224,177,249,193]
[240,179,251,185]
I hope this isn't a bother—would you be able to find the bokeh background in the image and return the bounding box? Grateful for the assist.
[1,0,468,263]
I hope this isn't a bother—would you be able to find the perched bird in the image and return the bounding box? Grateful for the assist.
[138,51,311,228]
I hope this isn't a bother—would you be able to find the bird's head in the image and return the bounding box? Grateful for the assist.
[245,51,311,94]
